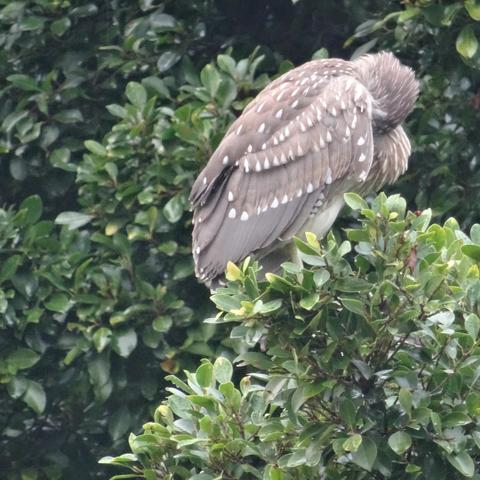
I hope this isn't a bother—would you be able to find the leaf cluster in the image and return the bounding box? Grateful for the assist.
[104,193,480,479]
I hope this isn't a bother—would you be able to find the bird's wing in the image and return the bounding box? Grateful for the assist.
[190,74,375,281]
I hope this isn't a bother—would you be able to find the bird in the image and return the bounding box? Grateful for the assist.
[189,51,419,286]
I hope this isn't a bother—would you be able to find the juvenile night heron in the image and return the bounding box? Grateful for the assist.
[190,51,419,284]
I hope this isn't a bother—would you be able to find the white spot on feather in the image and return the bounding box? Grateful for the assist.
[247,144,253,153]
[244,159,250,172]
[297,189,303,197]
[264,158,270,169]
[262,143,267,150]
[357,136,366,146]
[258,122,266,133]
[291,87,300,97]
[358,170,368,182]
[203,177,207,185]
[222,155,229,165]
[271,197,279,209]
[195,246,200,254]
[273,156,280,166]
[307,182,314,193]
[236,124,243,135]
[280,153,287,164]
[228,191,234,202]
[241,211,249,221]
[256,102,266,113]
[358,153,366,163]
[275,109,283,119]
[228,208,236,219]
[325,167,332,184]
[281,194,289,204]
[291,99,299,108]
[326,131,332,143]
[255,161,262,172]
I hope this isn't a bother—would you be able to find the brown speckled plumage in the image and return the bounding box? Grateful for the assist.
[190,52,419,284]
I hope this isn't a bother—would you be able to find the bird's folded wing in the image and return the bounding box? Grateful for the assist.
[191,74,375,281]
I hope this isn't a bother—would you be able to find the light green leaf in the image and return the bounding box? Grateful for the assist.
[85,140,107,156]
[465,313,480,339]
[388,431,412,455]
[23,380,46,414]
[55,211,93,230]
[344,192,368,210]
[112,329,138,358]
[157,50,181,72]
[447,452,475,477]
[163,194,184,223]
[456,25,478,58]
[213,357,233,384]
[196,362,213,388]
[343,433,362,452]
[126,82,147,107]
[465,0,480,20]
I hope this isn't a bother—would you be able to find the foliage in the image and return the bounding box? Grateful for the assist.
[103,193,480,479]
[1,0,480,479]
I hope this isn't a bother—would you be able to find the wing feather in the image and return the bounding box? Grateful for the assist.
[192,73,375,281]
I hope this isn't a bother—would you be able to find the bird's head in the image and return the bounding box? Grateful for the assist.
[354,51,419,134]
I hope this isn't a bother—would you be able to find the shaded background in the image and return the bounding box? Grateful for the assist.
[0,0,479,478]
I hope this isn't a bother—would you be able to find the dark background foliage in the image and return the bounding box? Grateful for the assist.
[0,0,479,478]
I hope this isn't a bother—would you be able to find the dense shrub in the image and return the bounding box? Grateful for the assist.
[102,193,480,479]
[1,0,479,478]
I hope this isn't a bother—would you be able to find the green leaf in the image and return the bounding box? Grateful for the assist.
[157,50,181,72]
[126,82,147,107]
[196,362,213,388]
[163,194,184,223]
[456,25,479,58]
[7,74,39,91]
[50,16,71,35]
[23,380,46,414]
[45,293,70,313]
[112,329,138,358]
[85,140,107,156]
[55,211,93,230]
[0,255,22,284]
[300,293,320,310]
[399,388,412,416]
[235,352,274,369]
[19,195,43,225]
[351,437,377,472]
[447,452,475,477]
[340,297,365,316]
[93,327,112,353]
[200,64,221,97]
[213,357,233,384]
[339,398,357,430]
[462,244,480,261]
[388,431,412,455]
[344,192,368,210]
[8,348,40,370]
[465,313,480,339]
[465,0,480,20]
